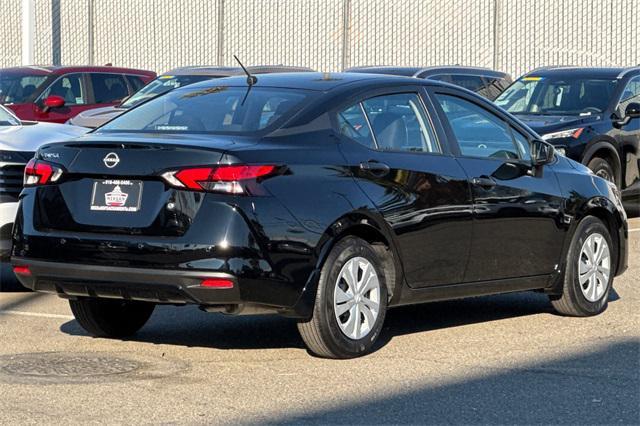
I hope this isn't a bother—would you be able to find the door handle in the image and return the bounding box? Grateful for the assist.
[471,176,497,189]
[359,160,390,176]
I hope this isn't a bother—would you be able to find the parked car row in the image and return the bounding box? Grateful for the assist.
[3,63,631,358]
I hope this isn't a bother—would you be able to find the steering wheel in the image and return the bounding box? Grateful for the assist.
[583,107,602,114]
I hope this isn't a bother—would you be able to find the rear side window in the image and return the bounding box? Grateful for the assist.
[126,75,147,92]
[361,93,440,153]
[90,73,129,104]
[99,86,310,135]
[40,73,86,105]
[435,93,520,160]
[449,75,486,92]
[482,77,510,100]
[336,104,375,149]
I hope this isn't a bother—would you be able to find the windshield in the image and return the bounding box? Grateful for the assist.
[0,105,20,126]
[0,73,49,104]
[495,76,618,115]
[100,85,310,135]
[121,75,214,108]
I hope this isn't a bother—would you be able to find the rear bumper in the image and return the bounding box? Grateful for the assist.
[12,258,242,304]
[10,256,319,318]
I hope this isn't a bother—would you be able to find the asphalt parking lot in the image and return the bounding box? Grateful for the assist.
[0,218,638,425]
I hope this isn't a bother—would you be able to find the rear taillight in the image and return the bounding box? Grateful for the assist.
[161,165,277,194]
[13,265,31,276]
[24,159,63,187]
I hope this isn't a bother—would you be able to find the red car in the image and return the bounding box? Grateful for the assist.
[0,65,156,123]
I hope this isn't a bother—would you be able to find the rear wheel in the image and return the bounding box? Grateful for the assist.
[297,236,388,358]
[550,216,614,316]
[69,298,155,338]
[587,157,617,186]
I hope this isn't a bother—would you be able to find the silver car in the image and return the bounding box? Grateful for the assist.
[0,105,87,271]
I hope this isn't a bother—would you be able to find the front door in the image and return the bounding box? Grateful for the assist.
[34,73,89,123]
[431,90,566,282]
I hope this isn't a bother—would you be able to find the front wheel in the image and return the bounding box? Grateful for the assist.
[297,237,388,358]
[587,157,617,187]
[69,298,155,338]
[550,216,614,316]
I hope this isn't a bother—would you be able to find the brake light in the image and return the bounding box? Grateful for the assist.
[24,159,63,186]
[200,278,234,289]
[13,265,31,276]
[162,165,276,194]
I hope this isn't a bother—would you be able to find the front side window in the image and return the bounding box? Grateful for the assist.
[361,93,440,153]
[0,73,48,104]
[436,94,520,160]
[495,76,617,115]
[90,73,128,104]
[40,73,86,105]
[99,86,310,135]
[618,75,640,111]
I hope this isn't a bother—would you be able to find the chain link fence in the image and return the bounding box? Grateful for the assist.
[2,0,638,77]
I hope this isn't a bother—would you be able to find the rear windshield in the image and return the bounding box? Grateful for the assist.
[0,73,49,104]
[120,75,213,108]
[99,86,310,135]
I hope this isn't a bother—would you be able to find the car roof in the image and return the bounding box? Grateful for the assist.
[345,65,510,79]
[177,72,415,92]
[0,65,155,76]
[523,66,640,79]
[160,65,314,77]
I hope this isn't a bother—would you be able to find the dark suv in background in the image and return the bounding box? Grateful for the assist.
[0,65,156,123]
[495,66,640,213]
[345,65,512,100]
[68,65,314,128]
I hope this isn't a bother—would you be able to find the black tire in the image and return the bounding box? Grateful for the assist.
[550,216,614,316]
[297,236,388,359]
[587,157,617,187]
[69,298,155,338]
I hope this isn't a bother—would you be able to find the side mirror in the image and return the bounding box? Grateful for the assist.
[531,139,555,167]
[625,102,640,119]
[42,95,65,112]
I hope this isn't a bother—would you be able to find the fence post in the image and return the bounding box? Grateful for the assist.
[51,0,61,65]
[21,0,35,65]
[217,0,225,66]
[87,0,95,65]
[492,0,501,71]
[341,0,351,71]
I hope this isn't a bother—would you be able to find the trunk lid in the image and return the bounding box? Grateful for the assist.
[34,133,257,236]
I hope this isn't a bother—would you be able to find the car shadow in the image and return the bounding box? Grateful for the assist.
[258,340,640,425]
[59,289,622,352]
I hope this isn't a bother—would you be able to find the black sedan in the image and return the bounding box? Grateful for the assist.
[11,73,628,358]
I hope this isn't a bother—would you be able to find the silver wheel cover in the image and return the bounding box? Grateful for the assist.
[578,233,611,302]
[333,257,381,340]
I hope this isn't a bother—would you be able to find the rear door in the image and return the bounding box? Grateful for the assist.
[335,87,473,287]
[429,87,566,282]
[87,73,130,109]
